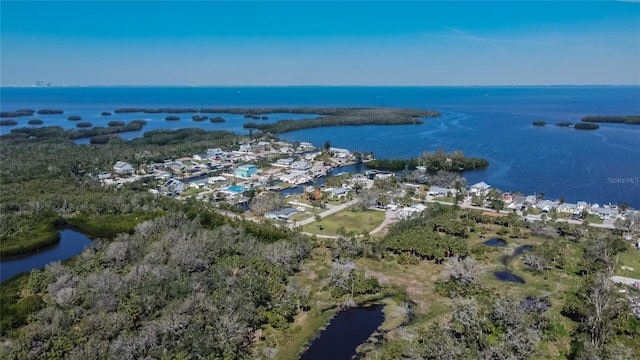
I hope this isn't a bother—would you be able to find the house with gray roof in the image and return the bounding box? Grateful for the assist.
[113,161,135,175]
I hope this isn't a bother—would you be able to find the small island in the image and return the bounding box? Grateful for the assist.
[210,116,225,123]
[582,115,640,125]
[76,122,93,128]
[165,116,180,121]
[532,121,547,126]
[101,111,112,116]
[28,119,44,125]
[108,121,126,127]
[68,115,82,121]
[574,123,599,130]
[192,115,208,121]
[367,148,489,171]
[1,109,35,118]
[37,109,64,115]
[0,119,18,126]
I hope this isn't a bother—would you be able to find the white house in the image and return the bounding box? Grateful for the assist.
[398,204,427,219]
[329,147,351,158]
[328,187,351,198]
[469,182,491,196]
[428,186,454,197]
[113,161,135,175]
[239,144,252,153]
[291,160,311,171]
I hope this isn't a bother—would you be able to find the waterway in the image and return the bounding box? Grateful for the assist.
[300,304,384,360]
[0,229,92,282]
[3,86,638,207]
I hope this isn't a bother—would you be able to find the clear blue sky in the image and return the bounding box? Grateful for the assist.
[1,1,639,86]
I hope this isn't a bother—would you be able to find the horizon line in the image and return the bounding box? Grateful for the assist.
[2,84,640,88]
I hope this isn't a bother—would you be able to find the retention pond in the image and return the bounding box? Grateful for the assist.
[300,304,384,360]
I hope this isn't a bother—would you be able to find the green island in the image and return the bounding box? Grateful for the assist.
[532,121,547,126]
[111,107,439,133]
[6,120,148,143]
[28,119,44,125]
[367,148,489,171]
[0,109,35,118]
[1,125,639,359]
[0,119,18,126]
[574,123,599,130]
[582,115,640,125]
[37,109,64,115]
[76,121,93,128]
[244,108,438,133]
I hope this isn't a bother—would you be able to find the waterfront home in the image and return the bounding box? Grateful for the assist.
[364,169,394,180]
[330,147,351,158]
[502,193,514,204]
[328,187,351,198]
[577,201,589,211]
[558,203,578,214]
[239,144,252,153]
[234,164,257,178]
[265,207,298,220]
[113,161,135,175]
[427,186,454,197]
[280,170,311,184]
[292,160,311,171]
[595,207,618,220]
[536,200,559,213]
[469,182,491,196]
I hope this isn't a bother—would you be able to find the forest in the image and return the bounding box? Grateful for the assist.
[581,115,640,125]
[366,148,489,171]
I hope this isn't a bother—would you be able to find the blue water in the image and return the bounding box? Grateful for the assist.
[300,304,384,360]
[0,229,92,282]
[2,86,639,207]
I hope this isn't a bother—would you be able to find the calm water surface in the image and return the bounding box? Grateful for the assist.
[300,304,384,360]
[0,229,92,282]
[2,86,639,207]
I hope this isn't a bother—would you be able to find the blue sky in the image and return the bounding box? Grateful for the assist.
[1,1,639,86]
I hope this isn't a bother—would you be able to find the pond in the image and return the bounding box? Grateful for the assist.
[300,304,384,360]
[0,229,92,282]
[493,244,534,284]
[484,238,507,247]
[494,270,526,284]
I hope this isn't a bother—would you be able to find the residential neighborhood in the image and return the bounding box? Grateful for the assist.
[98,138,640,251]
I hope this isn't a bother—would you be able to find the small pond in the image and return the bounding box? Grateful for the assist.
[0,229,92,282]
[494,270,526,284]
[484,238,507,247]
[300,304,384,360]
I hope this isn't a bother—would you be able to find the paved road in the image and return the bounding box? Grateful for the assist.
[294,199,359,226]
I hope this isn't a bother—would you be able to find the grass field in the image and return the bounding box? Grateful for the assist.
[302,208,385,236]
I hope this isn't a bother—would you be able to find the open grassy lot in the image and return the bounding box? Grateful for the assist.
[302,208,385,236]
[615,244,640,279]
[289,207,323,222]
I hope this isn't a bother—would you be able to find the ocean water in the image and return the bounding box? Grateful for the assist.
[1,86,639,207]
